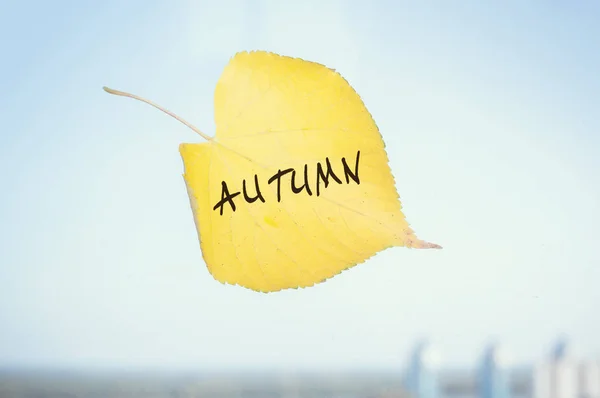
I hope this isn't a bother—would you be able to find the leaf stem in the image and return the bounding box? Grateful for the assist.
[103,86,212,141]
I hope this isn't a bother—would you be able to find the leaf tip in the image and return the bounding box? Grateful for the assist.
[411,239,442,249]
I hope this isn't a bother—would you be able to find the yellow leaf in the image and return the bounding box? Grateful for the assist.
[103,50,441,293]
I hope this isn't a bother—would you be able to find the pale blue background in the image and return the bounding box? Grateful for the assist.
[0,0,598,371]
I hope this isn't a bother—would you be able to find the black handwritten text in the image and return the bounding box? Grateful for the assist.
[212,150,361,215]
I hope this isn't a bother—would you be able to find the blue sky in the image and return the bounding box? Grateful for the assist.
[0,0,598,371]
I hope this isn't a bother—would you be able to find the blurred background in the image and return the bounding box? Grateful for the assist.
[0,0,598,397]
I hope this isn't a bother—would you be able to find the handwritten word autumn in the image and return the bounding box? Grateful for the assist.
[213,150,361,215]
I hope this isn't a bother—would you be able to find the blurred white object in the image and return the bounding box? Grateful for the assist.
[533,338,580,398]
[421,344,442,370]
[580,359,600,398]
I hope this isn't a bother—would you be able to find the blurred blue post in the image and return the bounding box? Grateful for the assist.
[478,341,511,398]
[404,340,439,398]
